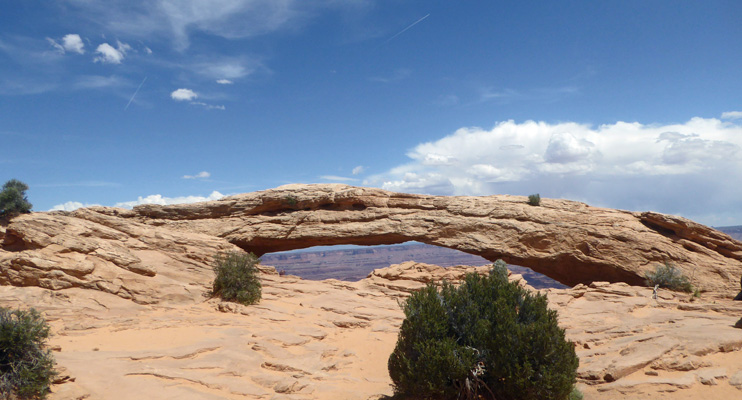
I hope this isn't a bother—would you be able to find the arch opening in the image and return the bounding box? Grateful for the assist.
[259,242,568,289]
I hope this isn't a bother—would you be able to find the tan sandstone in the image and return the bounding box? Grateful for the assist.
[1,184,742,399]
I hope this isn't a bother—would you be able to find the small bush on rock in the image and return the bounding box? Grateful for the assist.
[0,307,56,399]
[0,179,33,218]
[645,262,693,293]
[388,260,579,400]
[209,251,262,305]
[527,193,541,206]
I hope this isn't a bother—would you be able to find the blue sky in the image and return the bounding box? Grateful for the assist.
[2,1,742,226]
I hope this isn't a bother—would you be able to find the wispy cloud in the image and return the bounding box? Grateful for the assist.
[70,0,316,50]
[216,79,233,84]
[192,101,225,110]
[74,75,127,89]
[182,171,211,179]
[192,57,263,80]
[448,85,581,107]
[369,68,411,83]
[721,111,742,120]
[320,175,358,182]
[352,166,365,175]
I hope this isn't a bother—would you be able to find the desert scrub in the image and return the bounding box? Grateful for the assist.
[569,387,584,400]
[0,179,33,218]
[527,193,541,206]
[644,262,693,293]
[209,251,262,305]
[284,195,298,207]
[0,307,56,399]
[388,260,579,400]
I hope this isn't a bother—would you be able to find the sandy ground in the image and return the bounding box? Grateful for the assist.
[0,267,741,399]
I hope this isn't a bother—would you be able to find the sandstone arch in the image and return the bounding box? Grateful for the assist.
[127,184,742,295]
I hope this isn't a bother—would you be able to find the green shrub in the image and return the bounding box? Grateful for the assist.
[284,195,298,207]
[208,251,262,305]
[569,387,584,400]
[0,179,33,217]
[388,260,579,400]
[0,308,56,399]
[527,193,541,206]
[644,262,693,293]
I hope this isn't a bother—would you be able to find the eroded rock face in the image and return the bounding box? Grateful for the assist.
[116,184,742,296]
[0,209,242,304]
[3,184,742,300]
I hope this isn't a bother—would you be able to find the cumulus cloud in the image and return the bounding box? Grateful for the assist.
[365,116,742,224]
[171,88,198,101]
[721,111,742,120]
[352,165,365,175]
[94,41,131,64]
[216,79,233,84]
[47,34,86,54]
[182,171,211,179]
[114,191,224,209]
[49,201,100,212]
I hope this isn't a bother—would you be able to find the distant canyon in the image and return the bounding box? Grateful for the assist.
[260,242,569,289]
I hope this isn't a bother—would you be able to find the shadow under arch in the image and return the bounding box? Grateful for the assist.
[234,232,644,288]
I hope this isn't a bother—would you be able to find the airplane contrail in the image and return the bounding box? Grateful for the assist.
[124,76,147,111]
[385,13,430,44]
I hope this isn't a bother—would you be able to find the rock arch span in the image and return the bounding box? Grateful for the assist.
[129,184,742,295]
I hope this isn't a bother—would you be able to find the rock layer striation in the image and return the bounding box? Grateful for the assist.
[115,184,742,295]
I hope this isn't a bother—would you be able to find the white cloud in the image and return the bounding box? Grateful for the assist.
[192,101,225,110]
[170,89,224,109]
[192,57,265,80]
[114,191,224,209]
[47,34,86,54]
[352,165,365,175]
[75,0,315,50]
[74,75,125,89]
[182,171,211,179]
[94,41,131,64]
[171,88,198,101]
[320,175,358,182]
[366,117,742,224]
[721,111,742,120]
[62,34,86,54]
[49,201,100,212]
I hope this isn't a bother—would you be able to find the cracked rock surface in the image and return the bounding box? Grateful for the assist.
[0,262,739,399]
